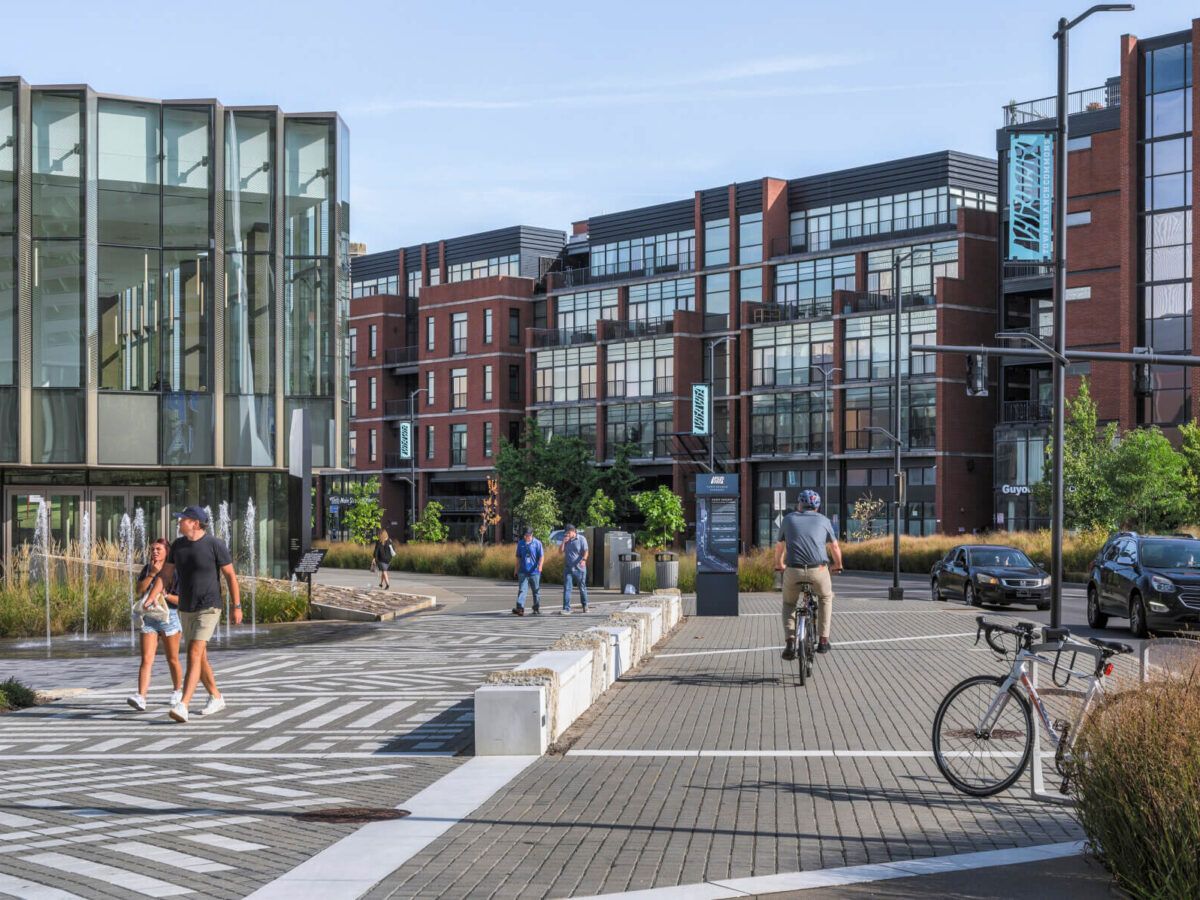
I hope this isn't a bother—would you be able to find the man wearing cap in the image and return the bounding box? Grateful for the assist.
[560,524,588,615]
[774,489,843,660]
[512,526,543,616]
[149,505,241,722]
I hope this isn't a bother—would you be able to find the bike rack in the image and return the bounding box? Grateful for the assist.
[1028,659,1073,805]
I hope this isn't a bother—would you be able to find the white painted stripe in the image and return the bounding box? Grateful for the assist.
[0,871,86,899]
[139,738,187,753]
[0,812,43,828]
[88,792,177,810]
[247,736,291,751]
[182,792,248,804]
[246,755,536,900]
[21,852,192,897]
[657,632,974,658]
[249,698,332,730]
[228,706,271,719]
[190,737,240,752]
[195,762,268,775]
[567,749,1045,760]
[341,700,413,729]
[182,833,267,853]
[569,841,1087,899]
[297,701,371,730]
[109,841,233,873]
[88,738,139,752]
[244,786,312,798]
[0,752,454,760]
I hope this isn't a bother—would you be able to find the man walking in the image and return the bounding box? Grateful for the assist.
[774,490,842,660]
[560,524,588,614]
[513,526,543,616]
[149,505,241,722]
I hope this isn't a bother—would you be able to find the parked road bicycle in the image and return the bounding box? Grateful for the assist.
[931,616,1132,796]
[792,585,819,686]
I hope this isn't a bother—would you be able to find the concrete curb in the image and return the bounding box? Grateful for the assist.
[309,593,437,623]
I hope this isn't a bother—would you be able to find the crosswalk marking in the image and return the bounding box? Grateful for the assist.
[181,791,247,804]
[109,841,233,874]
[244,786,311,798]
[195,763,268,775]
[246,736,290,751]
[248,698,331,730]
[88,793,177,811]
[0,811,43,828]
[22,852,191,897]
[296,701,370,730]
[181,833,267,853]
[140,738,187,752]
[190,737,239,752]
[342,700,412,729]
[0,871,86,898]
[88,738,139,752]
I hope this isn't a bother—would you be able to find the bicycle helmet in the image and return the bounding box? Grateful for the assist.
[798,489,821,511]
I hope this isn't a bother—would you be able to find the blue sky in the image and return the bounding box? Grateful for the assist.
[5,1,1195,249]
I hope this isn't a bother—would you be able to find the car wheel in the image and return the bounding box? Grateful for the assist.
[964,583,978,607]
[931,578,941,602]
[1130,594,1149,639]
[1086,586,1108,629]
[1036,602,1051,611]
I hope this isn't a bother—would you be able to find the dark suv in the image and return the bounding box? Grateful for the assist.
[1087,532,1200,637]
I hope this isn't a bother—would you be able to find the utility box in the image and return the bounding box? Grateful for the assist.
[585,526,614,587]
[604,531,633,589]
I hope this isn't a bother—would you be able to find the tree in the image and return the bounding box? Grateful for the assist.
[343,478,383,546]
[411,501,449,543]
[583,488,616,528]
[601,443,642,524]
[1106,427,1192,532]
[849,493,887,541]
[494,419,598,526]
[478,475,502,545]
[513,483,561,543]
[1032,379,1119,530]
[632,486,685,549]
[1177,419,1200,512]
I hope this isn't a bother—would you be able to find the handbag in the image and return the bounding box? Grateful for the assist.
[138,587,170,624]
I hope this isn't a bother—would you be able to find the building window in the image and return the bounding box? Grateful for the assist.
[368,376,377,409]
[628,279,694,322]
[348,431,356,467]
[509,420,521,446]
[425,424,435,459]
[484,308,493,343]
[451,368,467,409]
[606,339,672,398]
[407,270,421,297]
[751,321,834,388]
[537,406,597,446]
[1067,135,1092,151]
[349,327,357,367]
[590,229,695,278]
[369,324,377,358]
[1065,210,1091,227]
[447,253,519,283]
[775,255,856,316]
[349,378,357,418]
[843,386,893,451]
[739,212,763,264]
[535,346,597,403]
[704,217,730,267]
[451,423,467,465]
[750,393,826,455]
[368,428,377,462]
[905,384,936,448]
[509,308,521,344]
[452,312,467,355]
[556,288,619,333]
[426,316,435,351]
[509,365,521,402]
[484,421,493,457]
[604,401,673,459]
[705,273,730,329]
[483,364,493,402]
[426,370,435,405]
[739,267,763,305]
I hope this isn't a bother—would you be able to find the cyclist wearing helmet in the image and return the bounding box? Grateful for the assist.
[774,489,843,659]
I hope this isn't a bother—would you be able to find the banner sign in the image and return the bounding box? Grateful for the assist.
[1007,132,1054,261]
[398,420,412,459]
[692,383,711,435]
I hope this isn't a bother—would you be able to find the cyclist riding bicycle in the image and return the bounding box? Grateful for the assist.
[774,489,843,660]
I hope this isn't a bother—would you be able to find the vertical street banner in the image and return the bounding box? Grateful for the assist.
[1007,132,1055,261]
[692,383,711,435]
[398,421,412,459]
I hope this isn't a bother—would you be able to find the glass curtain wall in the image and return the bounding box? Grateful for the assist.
[0,86,16,460]
[225,111,275,465]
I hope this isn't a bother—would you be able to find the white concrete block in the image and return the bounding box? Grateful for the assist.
[474,684,547,756]
[588,626,633,685]
[625,605,665,647]
[524,650,594,738]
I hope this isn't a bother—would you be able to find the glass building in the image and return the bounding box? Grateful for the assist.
[0,77,349,575]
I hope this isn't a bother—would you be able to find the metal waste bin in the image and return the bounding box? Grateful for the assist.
[604,531,633,589]
[655,552,679,590]
[619,552,642,594]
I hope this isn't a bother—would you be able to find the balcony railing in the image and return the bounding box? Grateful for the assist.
[383,453,407,470]
[607,317,674,340]
[1004,83,1120,126]
[553,253,695,289]
[429,494,486,513]
[750,300,832,324]
[751,434,826,455]
[530,327,596,348]
[843,291,936,315]
[654,375,674,395]
[1003,400,1053,423]
[1003,261,1054,279]
[383,399,414,418]
[385,345,419,366]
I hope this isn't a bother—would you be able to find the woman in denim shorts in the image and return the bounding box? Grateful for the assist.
[127,538,183,711]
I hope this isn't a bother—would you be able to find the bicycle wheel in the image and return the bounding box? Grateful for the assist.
[932,675,1032,796]
[795,616,807,687]
[804,605,817,678]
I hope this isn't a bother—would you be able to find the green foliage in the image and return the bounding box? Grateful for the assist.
[411,501,449,543]
[1034,380,1119,530]
[849,494,888,541]
[1106,427,1192,532]
[583,488,616,528]
[495,419,596,526]
[1177,420,1200,511]
[343,477,384,546]
[513,483,561,543]
[632,486,685,549]
[602,444,642,523]
[0,677,37,712]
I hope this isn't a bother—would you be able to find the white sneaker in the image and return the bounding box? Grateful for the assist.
[169,690,183,706]
[169,701,189,723]
[560,608,571,615]
[199,695,226,717]
[126,693,146,711]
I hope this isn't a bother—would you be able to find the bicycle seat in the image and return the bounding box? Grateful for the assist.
[1088,637,1133,654]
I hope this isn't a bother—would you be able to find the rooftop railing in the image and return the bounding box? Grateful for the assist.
[529,327,596,348]
[607,317,674,340]
[1003,83,1119,126]
[552,253,695,290]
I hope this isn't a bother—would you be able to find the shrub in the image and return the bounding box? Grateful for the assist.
[315,540,373,570]
[411,501,449,543]
[632,486,685,549]
[1071,669,1200,898]
[0,677,37,712]
[244,579,309,625]
[513,483,560,543]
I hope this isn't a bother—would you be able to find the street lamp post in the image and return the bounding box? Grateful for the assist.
[810,364,842,517]
[1048,3,1133,627]
[708,335,735,474]
[407,386,428,538]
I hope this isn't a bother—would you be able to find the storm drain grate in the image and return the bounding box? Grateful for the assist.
[295,807,411,824]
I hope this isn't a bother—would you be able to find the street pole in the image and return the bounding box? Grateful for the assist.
[408,386,427,539]
[811,364,842,522]
[708,335,734,474]
[889,252,919,601]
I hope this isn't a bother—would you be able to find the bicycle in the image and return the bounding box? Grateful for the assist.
[793,585,819,686]
[931,616,1133,796]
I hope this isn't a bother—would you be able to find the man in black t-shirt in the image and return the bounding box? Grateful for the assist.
[149,505,241,723]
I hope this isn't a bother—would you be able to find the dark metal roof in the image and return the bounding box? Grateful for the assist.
[350,249,401,280]
[587,198,696,244]
[786,151,998,210]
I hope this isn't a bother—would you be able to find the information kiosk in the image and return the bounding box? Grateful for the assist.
[695,474,739,616]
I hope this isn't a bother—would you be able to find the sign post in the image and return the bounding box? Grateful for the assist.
[695,473,739,616]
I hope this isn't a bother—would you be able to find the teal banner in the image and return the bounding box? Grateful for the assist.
[1007,132,1055,261]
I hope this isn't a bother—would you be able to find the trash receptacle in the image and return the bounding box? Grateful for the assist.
[655,552,678,590]
[604,531,633,589]
[619,552,642,594]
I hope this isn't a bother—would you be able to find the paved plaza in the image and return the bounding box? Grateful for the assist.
[0,571,1123,898]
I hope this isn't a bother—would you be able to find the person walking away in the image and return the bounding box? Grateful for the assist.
[774,490,843,659]
[373,528,395,589]
[148,505,241,722]
[127,538,183,711]
[512,527,543,616]
[560,524,588,614]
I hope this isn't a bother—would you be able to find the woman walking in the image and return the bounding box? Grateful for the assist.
[373,528,395,590]
[127,538,183,711]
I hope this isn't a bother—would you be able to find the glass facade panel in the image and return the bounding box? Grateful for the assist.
[0,242,13,387]
[284,257,333,395]
[162,106,212,248]
[162,250,211,392]
[98,246,160,391]
[32,388,85,462]
[97,100,160,246]
[161,392,214,465]
[32,241,84,387]
[284,120,331,257]
[224,394,275,466]
[32,92,83,239]
[0,86,13,235]
[225,252,274,394]
[225,112,273,253]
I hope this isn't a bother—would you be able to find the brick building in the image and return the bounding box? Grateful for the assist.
[352,151,1001,547]
[995,23,1197,529]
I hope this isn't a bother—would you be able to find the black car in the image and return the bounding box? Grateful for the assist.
[1087,532,1200,637]
[930,544,1051,609]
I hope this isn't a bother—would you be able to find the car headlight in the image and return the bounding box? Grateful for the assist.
[1150,575,1176,593]
[1148,600,1171,612]
[976,574,1000,585]
[1040,576,1052,587]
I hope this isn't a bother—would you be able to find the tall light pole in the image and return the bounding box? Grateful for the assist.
[708,335,735,474]
[810,364,842,522]
[1049,3,1133,627]
[407,386,427,538]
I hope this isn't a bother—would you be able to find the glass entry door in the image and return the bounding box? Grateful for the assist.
[7,490,84,562]
[91,489,168,546]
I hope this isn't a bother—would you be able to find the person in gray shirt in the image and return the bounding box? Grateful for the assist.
[774,490,843,660]
[560,524,589,614]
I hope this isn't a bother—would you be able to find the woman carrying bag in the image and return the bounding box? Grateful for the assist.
[373,527,395,590]
[127,538,183,711]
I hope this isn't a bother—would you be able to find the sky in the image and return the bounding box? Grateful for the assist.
[5,0,1197,251]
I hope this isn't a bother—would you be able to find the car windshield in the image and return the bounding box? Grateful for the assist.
[968,548,1033,568]
[1140,540,1200,569]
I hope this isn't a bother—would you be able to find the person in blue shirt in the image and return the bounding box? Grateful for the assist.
[513,526,543,616]
[560,524,589,614]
